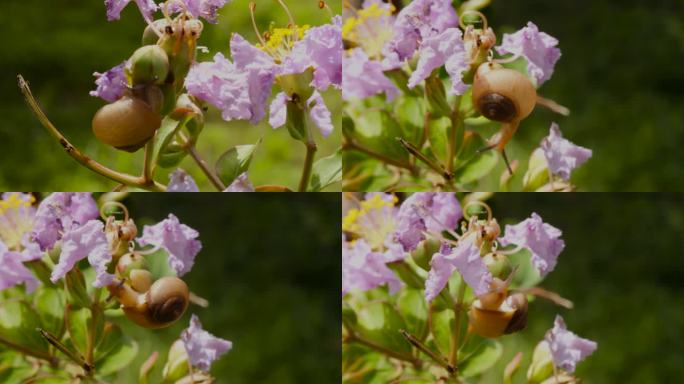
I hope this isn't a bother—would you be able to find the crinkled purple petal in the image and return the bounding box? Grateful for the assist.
[499,212,565,277]
[269,92,288,129]
[343,48,399,101]
[168,169,200,192]
[90,61,128,102]
[307,91,333,138]
[168,0,230,23]
[223,173,255,192]
[383,0,458,64]
[342,239,401,295]
[496,22,561,86]
[408,28,469,95]
[104,0,158,22]
[0,240,39,292]
[32,193,100,251]
[138,214,202,276]
[181,314,232,371]
[545,315,597,373]
[230,34,277,124]
[50,220,114,287]
[541,123,592,181]
[394,193,462,252]
[425,237,491,302]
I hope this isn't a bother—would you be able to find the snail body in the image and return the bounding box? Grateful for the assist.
[92,96,161,152]
[111,276,189,329]
[468,290,528,338]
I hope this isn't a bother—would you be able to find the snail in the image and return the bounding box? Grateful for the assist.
[468,278,528,338]
[92,96,161,152]
[472,62,537,154]
[109,276,189,329]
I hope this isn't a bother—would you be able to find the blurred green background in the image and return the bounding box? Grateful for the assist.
[110,193,340,382]
[484,0,684,191]
[481,193,684,382]
[0,0,341,191]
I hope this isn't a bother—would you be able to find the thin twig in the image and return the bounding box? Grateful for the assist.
[187,145,226,191]
[37,328,93,374]
[399,329,455,374]
[17,75,166,191]
[298,141,317,192]
[397,138,452,181]
[343,140,418,174]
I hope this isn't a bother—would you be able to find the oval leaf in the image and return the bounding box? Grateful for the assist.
[215,140,260,186]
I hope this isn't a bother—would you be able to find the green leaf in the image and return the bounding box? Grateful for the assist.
[459,339,503,378]
[64,269,90,309]
[66,308,90,356]
[453,150,499,185]
[394,96,426,146]
[355,302,411,356]
[427,117,451,163]
[350,109,408,162]
[215,140,260,187]
[0,301,49,356]
[430,309,454,356]
[94,323,123,362]
[396,289,428,341]
[35,287,65,337]
[309,149,342,191]
[152,116,191,168]
[94,335,138,377]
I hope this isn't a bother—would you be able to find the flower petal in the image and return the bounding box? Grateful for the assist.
[168,169,200,192]
[223,173,255,192]
[269,92,288,129]
[138,214,202,276]
[499,212,565,277]
[540,123,592,181]
[495,22,561,86]
[545,315,597,373]
[50,220,113,287]
[307,91,334,138]
[181,314,232,371]
[90,61,128,102]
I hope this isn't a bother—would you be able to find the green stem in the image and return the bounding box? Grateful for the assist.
[344,140,418,174]
[0,334,57,366]
[400,329,454,374]
[397,138,452,181]
[298,141,317,192]
[142,140,154,183]
[17,75,166,192]
[343,323,420,366]
[448,105,465,174]
[187,144,226,191]
[448,282,468,370]
[38,328,92,374]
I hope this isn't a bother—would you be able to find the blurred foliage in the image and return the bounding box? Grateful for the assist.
[0,0,341,191]
[117,193,341,383]
[482,193,684,383]
[484,0,684,191]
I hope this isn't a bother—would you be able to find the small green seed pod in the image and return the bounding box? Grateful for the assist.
[129,45,170,86]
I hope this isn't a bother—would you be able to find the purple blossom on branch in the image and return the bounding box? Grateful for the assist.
[496,22,561,86]
[168,169,200,192]
[541,123,593,181]
[395,193,462,252]
[545,315,597,373]
[343,48,399,101]
[181,314,233,371]
[499,212,565,277]
[407,28,470,95]
[342,238,401,296]
[32,193,100,252]
[138,214,202,276]
[425,237,491,302]
[50,220,114,287]
[0,240,39,292]
[90,61,128,103]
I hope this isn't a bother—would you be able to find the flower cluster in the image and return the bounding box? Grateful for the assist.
[342,192,596,380]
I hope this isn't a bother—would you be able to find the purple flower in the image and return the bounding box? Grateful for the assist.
[50,220,114,287]
[383,0,458,65]
[496,22,561,86]
[281,17,342,91]
[185,34,276,125]
[223,172,255,192]
[104,0,158,22]
[342,238,401,295]
[541,123,592,181]
[168,0,230,23]
[90,62,128,103]
[168,169,200,192]
[138,214,201,276]
[407,28,470,95]
[342,48,399,101]
[269,92,334,137]
[425,237,491,302]
[499,213,564,277]
[0,240,39,292]
[545,315,597,373]
[395,193,462,252]
[181,314,232,371]
[0,193,36,250]
[32,193,100,251]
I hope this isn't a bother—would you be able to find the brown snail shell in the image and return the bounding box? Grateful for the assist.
[468,292,528,338]
[472,63,537,123]
[92,96,161,152]
[117,276,190,329]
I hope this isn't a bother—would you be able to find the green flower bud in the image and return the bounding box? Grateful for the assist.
[129,45,170,86]
[158,19,202,93]
[483,252,512,280]
[527,341,554,384]
[141,19,170,46]
[410,237,442,271]
[523,148,550,192]
[162,340,189,382]
[116,253,149,279]
[277,68,315,103]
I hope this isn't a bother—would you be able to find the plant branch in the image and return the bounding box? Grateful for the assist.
[0,334,57,366]
[187,145,226,191]
[397,138,452,181]
[343,323,421,367]
[142,140,154,183]
[343,140,418,174]
[400,329,455,374]
[298,141,317,192]
[38,328,93,374]
[17,75,166,192]
[448,281,467,369]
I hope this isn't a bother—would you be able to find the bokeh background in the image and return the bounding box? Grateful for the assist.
[482,193,684,383]
[0,0,341,191]
[483,0,684,191]
[109,193,340,383]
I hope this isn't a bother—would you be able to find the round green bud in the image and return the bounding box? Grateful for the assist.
[142,19,171,46]
[116,252,149,279]
[129,45,170,86]
[410,237,442,271]
[162,340,189,382]
[483,252,513,280]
